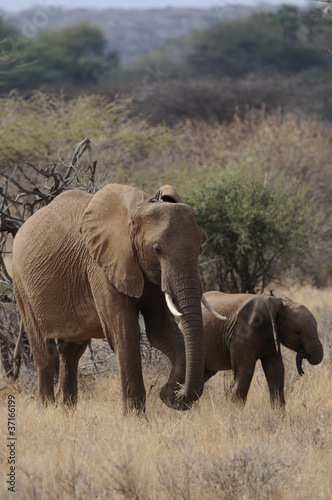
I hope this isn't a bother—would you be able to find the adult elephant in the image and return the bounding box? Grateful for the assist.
[12,183,222,414]
[201,290,324,407]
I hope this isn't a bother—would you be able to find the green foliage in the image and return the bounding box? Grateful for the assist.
[0,21,119,90]
[273,5,301,41]
[186,7,332,77]
[0,17,24,70]
[59,22,106,58]
[0,16,20,42]
[183,170,323,293]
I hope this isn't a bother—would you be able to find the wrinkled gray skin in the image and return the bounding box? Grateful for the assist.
[201,290,324,407]
[12,183,205,414]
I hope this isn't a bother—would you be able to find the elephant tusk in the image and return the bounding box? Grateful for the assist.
[201,295,227,320]
[165,293,183,317]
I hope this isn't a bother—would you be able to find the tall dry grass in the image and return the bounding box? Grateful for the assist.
[1,288,331,499]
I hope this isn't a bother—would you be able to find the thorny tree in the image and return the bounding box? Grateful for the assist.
[0,138,100,378]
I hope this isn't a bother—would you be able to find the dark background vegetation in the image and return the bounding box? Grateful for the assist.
[1,4,332,122]
[1,2,332,374]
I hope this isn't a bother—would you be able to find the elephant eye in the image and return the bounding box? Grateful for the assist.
[295,329,302,335]
[153,243,162,256]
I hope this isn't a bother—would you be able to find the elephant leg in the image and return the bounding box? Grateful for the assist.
[35,339,58,405]
[115,324,146,415]
[108,307,146,415]
[141,300,189,410]
[57,341,89,406]
[260,354,285,408]
[89,277,146,415]
[15,297,57,404]
[231,359,256,405]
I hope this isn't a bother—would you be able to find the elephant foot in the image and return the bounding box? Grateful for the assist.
[55,392,78,408]
[39,395,56,408]
[160,384,192,411]
[123,396,146,416]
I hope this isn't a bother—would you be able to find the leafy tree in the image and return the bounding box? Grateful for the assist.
[183,171,323,293]
[273,5,301,41]
[186,7,332,77]
[0,21,119,90]
[0,16,18,43]
[0,17,25,71]
[59,22,106,58]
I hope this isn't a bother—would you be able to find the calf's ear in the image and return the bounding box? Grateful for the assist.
[237,296,283,351]
[153,184,183,203]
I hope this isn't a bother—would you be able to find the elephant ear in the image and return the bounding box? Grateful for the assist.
[238,296,283,352]
[80,184,144,298]
[152,184,183,203]
[264,297,283,352]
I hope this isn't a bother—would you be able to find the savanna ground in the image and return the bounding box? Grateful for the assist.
[0,285,331,499]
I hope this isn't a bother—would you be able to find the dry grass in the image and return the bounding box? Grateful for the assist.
[1,289,331,499]
[280,285,332,315]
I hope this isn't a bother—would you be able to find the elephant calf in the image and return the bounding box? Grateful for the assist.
[201,289,324,407]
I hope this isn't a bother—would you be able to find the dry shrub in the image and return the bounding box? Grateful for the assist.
[131,74,331,127]
[168,108,332,196]
[1,93,331,197]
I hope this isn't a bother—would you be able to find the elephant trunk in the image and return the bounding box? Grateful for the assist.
[306,339,324,366]
[296,339,323,376]
[164,267,205,403]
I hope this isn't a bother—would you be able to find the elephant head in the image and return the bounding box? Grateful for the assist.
[270,290,324,375]
[81,183,207,403]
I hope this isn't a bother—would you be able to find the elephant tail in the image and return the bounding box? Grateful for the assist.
[12,320,24,380]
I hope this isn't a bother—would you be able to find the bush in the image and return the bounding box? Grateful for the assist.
[0,22,119,91]
[0,92,173,168]
[183,170,324,293]
[186,7,332,78]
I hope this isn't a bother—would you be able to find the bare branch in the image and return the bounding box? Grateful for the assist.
[0,137,99,377]
[65,137,92,180]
